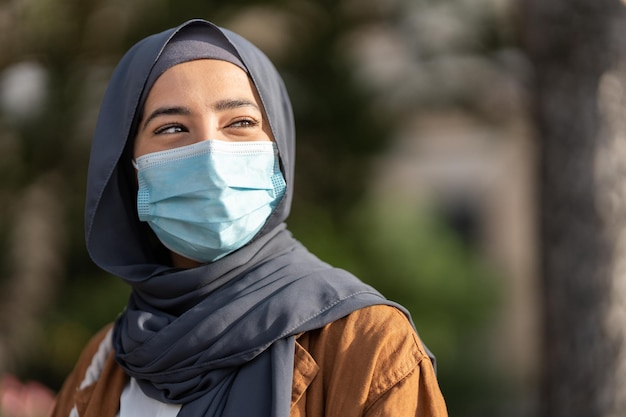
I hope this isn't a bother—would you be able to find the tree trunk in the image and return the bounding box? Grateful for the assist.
[521,0,626,416]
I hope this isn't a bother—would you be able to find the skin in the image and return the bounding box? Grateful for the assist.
[134,59,274,268]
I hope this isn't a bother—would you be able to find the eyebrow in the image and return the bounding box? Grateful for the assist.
[141,99,261,132]
[213,98,260,112]
[142,106,191,131]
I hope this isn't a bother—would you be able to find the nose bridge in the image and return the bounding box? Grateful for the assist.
[197,111,222,141]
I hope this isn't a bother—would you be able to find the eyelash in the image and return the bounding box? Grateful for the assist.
[228,118,259,129]
[154,123,186,135]
[152,117,260,136]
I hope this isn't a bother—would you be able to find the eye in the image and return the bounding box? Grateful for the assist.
[227,118,259,129]
[154,123,187,135]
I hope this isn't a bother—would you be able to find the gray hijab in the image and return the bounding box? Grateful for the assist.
[85,19,416,417]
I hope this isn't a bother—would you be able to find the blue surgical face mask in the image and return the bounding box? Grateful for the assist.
[134,140,286,263]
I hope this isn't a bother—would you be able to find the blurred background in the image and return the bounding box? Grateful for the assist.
[1,0,626,416]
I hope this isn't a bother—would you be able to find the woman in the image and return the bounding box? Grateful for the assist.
[51,19,447,417]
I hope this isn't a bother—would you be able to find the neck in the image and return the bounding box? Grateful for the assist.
[171,251,203,269]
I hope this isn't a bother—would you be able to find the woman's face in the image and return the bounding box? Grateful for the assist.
[134,59,273,159]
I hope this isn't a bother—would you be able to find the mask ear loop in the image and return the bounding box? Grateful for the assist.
[132,159,138,170]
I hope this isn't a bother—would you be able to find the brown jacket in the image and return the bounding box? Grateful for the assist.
[51,305,447,417]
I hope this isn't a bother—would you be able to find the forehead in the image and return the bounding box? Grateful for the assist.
[144,59,257,106]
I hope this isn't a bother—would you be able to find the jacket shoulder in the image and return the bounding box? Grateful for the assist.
[50,323,115,416]
[295,304,442,416]
[325,305,428,399]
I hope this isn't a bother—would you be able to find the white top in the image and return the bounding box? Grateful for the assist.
[116,378,181,417]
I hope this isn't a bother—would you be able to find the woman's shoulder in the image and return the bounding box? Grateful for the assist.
[294,305,440,415]
[317,304,429,360]
[298,304,431,385]
[65,323,115,381]
[50,323,117,417]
